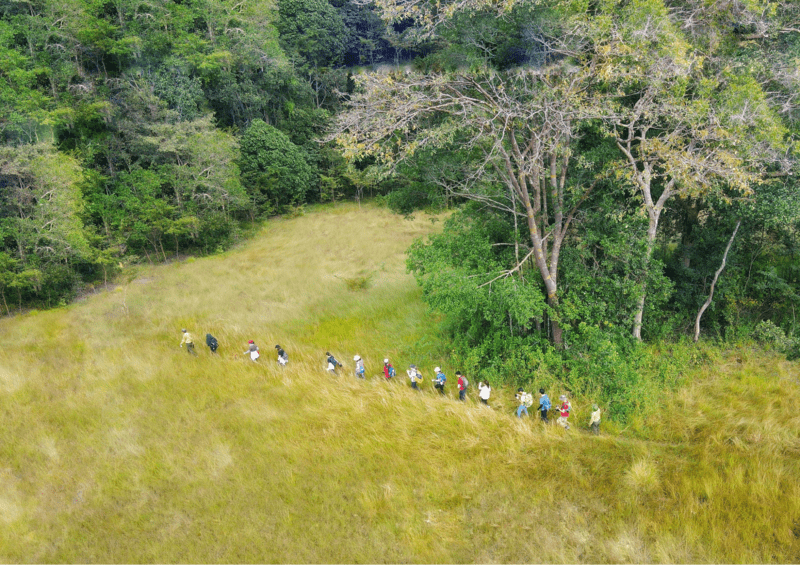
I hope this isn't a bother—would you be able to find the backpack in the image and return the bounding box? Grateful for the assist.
[522,392,533,407]
[437,372,446,384]
[461,376,469,388]
[206,334,218,351]
[388,366,396,378]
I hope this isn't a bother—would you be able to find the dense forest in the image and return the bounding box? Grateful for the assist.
[1,0,799,404]
[0,0,410,311]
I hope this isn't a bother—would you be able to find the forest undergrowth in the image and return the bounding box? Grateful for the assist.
[0,203,798,563]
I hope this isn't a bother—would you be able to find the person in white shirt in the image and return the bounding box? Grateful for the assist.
[589,404,601,435]
[478,381,491,405]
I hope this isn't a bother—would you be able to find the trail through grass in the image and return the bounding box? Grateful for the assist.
[0,203,798,562]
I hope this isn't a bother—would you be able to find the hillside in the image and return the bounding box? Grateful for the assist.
[0,203,798,563]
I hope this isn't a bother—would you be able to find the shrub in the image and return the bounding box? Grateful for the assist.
[752,319,798,355]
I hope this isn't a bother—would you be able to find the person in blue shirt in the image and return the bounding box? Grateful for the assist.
[539,388,551,423]
[433,366,446,395]
[326,352,342,374]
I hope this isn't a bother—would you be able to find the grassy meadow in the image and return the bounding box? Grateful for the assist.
[0,203,799,563]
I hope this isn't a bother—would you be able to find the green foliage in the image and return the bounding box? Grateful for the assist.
[276,0,347,69]
[408,207,545,343]
[239,119,316,214]
[752,319,799,359]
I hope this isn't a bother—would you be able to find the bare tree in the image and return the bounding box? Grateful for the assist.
[603,21,785,339]
[694,220,741,342]
[333,63,599,345]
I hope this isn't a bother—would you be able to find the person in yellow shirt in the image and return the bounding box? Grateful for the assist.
[180,329,197,356]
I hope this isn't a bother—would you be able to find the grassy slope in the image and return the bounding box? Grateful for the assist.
[0,203,798,563]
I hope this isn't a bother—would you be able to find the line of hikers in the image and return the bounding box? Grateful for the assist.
[179,329,601,433]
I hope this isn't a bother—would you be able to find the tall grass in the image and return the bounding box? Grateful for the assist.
[0,203,798,562]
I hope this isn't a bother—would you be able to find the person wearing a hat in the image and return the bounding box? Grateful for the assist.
[557,394,571,430]
[433,366,446,395]
[244,340,259,361]
[515,388,533,418]
[275,345,288,366]
[180,329,197,356]
[383,359,395,380]
[354,355,365,379]
[589,404,601,435]
[407,365,423,390]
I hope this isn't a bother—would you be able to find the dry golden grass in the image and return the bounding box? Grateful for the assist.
[0,202,798,563]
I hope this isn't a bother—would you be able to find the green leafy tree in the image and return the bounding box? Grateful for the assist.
[239,119,316,214]
[276,0,347,69]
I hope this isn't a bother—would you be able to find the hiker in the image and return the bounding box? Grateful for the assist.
[478,380,491,405]
[456,371,468,401]
[589,404,601,435]
[179,329,197,356]
[539,388,551,423]
[407,365,423,390]
[244,340,259,362]
[205,333,219,354]
[354,355,365,379]
[433,367,446,395]
[326,352,342,374]
[515,388,533,418]
[383,359,396,380]
[275,345,288,367]
[557,395,571,430]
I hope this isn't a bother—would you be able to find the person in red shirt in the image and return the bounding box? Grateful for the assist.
[456,371,468,401]
[383,359,395,379]
[557,394,571,430]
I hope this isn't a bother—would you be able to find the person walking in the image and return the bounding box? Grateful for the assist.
[589,404,602,435]
[244,340,259,362]
[478,381,491,405]
[456,371,468,401]
[516,388,533,418]
[326,352,342,374]
[557,394,571,430]
[407,365,423,390]
[538,388,551,423]
[180,329,197,356]
[275,345,288,367]
[383,359,396,380]
[354,355,365,379]
[433,367,446,395]
[205,333,219,354]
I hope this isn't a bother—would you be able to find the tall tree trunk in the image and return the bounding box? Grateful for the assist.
[632,214,659,340]
[694,220,741,342]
